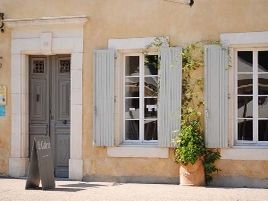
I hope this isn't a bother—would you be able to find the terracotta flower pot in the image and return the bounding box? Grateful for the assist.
[179,158,205,186]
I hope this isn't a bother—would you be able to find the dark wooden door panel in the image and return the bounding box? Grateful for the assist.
[29,55,70,178]
[30,78,48,122]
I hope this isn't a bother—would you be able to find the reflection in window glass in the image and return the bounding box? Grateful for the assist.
[258,51,268,72]
[258,120,268,141]
[144,55,158,75]
[125,120,139,140]
[238,119,253,141]
[237,96,253,118]
[238,74,253,95]
[124,54,158,142]
[125,99,139,119]
[144,120,157,140]
[125,77,139,97]
[144,98,157,118]
[125,56,139,76]
[144,77,158,97]
[258,96,268,118]
[237,49,268,143]
[238,51,253,72]
[258,74,268,95]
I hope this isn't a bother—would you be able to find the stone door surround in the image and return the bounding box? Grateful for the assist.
[4,16,87,180]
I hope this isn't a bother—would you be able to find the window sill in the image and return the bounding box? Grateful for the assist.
[221,147,268,161]
[107,146,169,158]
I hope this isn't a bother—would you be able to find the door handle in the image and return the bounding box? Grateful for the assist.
[46,124,49,136]
[36,94,40,102]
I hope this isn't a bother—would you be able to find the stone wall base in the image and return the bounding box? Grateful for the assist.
[69,159,83,180]
[8,157,29,178]
[83,175,179,184]
[210,176,268,189]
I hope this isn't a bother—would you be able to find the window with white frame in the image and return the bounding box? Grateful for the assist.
[236,49,268,144]
[123,53,159,143]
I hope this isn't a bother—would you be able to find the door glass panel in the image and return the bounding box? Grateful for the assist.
[238,51,253,72]
[258,120,268,141]
[125,120,139,140]
[238,119,253,141]
[125,56,139,76]
[144,98,157,118]
[59,59,70,73]
[144,120,158,140]
[125,77,139,97]
[258,96,268,118]
[238,74,253,95]
[237,96,253,118]
[32,59,45,74]
[258,74,268,95]
[144,55,158,75]
[144,77,158,97]
[258,51,268,72]
[125,98,139,119]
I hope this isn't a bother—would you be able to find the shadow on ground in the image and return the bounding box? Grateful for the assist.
[58,182,109,188]
[49,187,85,192]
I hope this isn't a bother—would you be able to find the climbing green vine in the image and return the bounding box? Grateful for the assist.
[179,42,221,184]
[144,38,221,185]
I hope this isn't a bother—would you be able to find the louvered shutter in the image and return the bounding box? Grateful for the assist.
[158,47,182,147]
[94,49,115,146]
[204,45,228,148]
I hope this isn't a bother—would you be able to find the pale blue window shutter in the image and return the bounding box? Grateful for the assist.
[204,45,228,148]
[94,49,115,146]
[158,47,182,147]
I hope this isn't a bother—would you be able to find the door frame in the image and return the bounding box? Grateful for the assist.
[6,16,87,180]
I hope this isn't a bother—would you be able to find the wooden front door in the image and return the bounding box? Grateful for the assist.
[29,55,71,178]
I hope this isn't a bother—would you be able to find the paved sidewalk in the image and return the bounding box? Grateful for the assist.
[0,178,268,201]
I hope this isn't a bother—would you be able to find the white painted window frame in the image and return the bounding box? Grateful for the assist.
[123,52,159,144]
[234,48,268,145]
[107,37,169,158]
[220,31,268,160]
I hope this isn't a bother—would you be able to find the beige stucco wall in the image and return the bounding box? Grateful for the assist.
[1,0,268,183]
[0,29,11,175]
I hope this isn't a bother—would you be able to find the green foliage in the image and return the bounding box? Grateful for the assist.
[174,116,205,165]
[181,42,204,113]
[176,42,221,184]
[203,149,221,184]
[143,36,170,52]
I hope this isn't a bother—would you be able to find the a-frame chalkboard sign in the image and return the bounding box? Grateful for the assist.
[25,136,55,190]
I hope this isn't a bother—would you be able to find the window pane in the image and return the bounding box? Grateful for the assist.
[144,120,158,140]
[125,56,139,76]
[144,98,157,118]
[238,119,253,141]
[258,51,268,72]
[238,51,253,72]
[125,120,139,140]
[238,74,253,95]
[144,77,158,97]
[144,55,158,75]
[125,77,139,97]
[258,96,268,118]
[258,120,268,141]
[125,99,139,119]
[237,96,253,118]
[258,74,268,95]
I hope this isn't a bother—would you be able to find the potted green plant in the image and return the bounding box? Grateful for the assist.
[174,108,206,186]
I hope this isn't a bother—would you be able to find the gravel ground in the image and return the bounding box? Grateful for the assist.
[0,178,268,201]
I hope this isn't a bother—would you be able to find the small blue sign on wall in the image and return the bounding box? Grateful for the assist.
[0,105,6,117]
